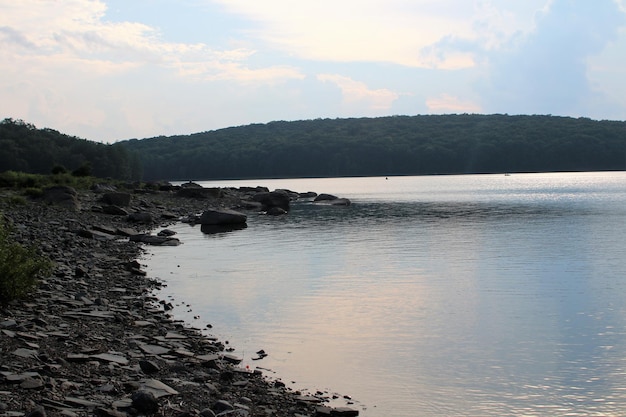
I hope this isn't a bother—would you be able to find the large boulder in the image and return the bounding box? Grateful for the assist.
[252,191,290,212]
[199,208,247,225]
[127,212,154,224]
[100,192,132,207]
[42,186,80,210]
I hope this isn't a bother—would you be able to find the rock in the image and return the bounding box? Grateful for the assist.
[313,194,351,206]
[24,406,46,417]
[129,234,181,246]
[139,359,161,374]
[131,391,159,414]
[299,191,318,199]
[100,192,132,207]
[102,205,129,216]
[176,187,223,199]
[212,400,234,415]
[252,191,290,212]
[313,193,338,202]
[127,212,153,224]
[199,209,247,225]
[42,186,80,210]
[199,408,217,417]
[20,378,44,390]
[331,407,359,416]
[327,198,351,206]
[91,183,117,193]
[157,229,176,237]
[139,379,179,398]
[161,211,178,219]
[266,206,287,216]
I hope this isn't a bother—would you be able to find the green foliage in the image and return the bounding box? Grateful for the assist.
[6,195,27,206]
[0,118,141,181]
[22,187,43,198]
[0,170,103,191]
[51,164,68,175]
[120,114,626,180]
[72,161,92,177]
[0,217,52,304]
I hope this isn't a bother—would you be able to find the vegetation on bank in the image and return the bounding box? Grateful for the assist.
[0,216,52,305]
[0,118,141,181]
[119,114,626,181]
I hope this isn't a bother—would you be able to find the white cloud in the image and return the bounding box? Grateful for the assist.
[478,0,626,117]
[426,94,482,114]
[209,0,548,68]
[317,74,399,111]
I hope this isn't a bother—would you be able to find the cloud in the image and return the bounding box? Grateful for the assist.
[210,0,547,69]
[426,94,482,114]
[478,0,626,116]
[317,74,400,111]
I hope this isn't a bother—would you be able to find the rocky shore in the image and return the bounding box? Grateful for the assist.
[0,184,357,417]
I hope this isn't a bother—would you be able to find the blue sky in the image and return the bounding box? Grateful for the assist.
[1,0,625,143]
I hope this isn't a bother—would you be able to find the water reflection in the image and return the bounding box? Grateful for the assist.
[200,223,248,235]
[145,173,626,417]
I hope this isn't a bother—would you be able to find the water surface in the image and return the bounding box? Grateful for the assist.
[144,172,626,416]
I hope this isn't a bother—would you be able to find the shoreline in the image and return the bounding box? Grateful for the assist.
[0,185,358,417]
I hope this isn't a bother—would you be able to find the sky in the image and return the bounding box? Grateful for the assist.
[1,0,625,143]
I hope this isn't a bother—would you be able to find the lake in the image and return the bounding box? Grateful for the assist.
[143,172,626,416]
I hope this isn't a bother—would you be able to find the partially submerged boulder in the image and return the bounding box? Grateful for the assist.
[252,191,290,212]
[199,208,247,225]
[313,193,351,206]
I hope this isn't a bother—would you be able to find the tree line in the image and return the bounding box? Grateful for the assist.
[1,115,625,182]
[0,118,141,180]
[120,114,626,181]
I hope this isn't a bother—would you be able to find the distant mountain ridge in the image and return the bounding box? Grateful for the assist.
[119,114,626,181]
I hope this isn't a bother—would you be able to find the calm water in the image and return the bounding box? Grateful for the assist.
[144,172,626,416]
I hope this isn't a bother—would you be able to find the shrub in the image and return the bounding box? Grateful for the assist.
[23,187,43,198]
[72,162,92,177]
[0,217,53,304]
[51,165,68,175]
[7,195,27,206]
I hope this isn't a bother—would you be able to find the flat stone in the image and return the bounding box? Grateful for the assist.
[133,320,154,327]
[221,353,243,364]
[63,310,115,319]
[66,354,91,362]
[92,225,117,235]
[64,397,105,408]
[0,320,17,328]
[138,344,170,355]
[12,348,38,359]
[20,378,44,389]
[90,353,129,365]
[1,329,16,338]
[139,379,179,398]
[16,332,40,340]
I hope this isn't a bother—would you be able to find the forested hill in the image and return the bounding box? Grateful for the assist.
[120,114,626,181]
[0,118,141,180]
